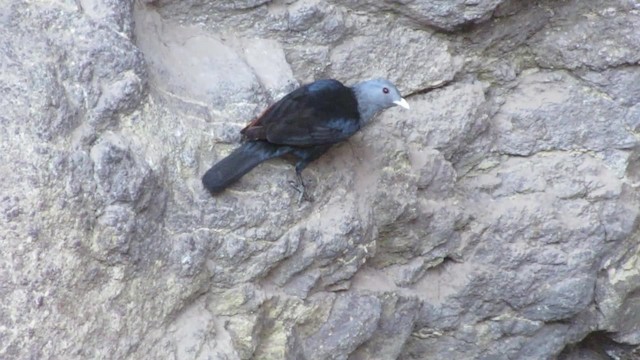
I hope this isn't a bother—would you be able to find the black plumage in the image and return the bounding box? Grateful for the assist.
[202,78,408,198]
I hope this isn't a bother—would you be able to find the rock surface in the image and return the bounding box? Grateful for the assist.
[1,0,640,359]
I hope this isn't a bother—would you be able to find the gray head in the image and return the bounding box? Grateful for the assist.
[352,78,410,124]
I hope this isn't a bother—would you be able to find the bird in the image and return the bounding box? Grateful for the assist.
[202,78,410,200]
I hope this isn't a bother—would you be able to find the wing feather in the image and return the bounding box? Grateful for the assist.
[241,79,360,146]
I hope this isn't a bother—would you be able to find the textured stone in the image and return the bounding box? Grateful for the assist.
[351,294,420,359]
[530,1,640,70]
[493,70,636,156]
[328,24,461,93]
[2,0,640,359]
[303,293,382,360]
[341,0,507,31]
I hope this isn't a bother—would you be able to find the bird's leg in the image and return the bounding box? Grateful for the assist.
[289,168,313,203]
[289,146,331,203]
[287,167,302,192]
[296,170,307,203]
[288,161,314,203]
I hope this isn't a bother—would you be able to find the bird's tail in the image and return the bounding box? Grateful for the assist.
[202,141,292,194]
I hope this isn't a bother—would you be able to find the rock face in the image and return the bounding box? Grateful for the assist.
[1,0,640,359]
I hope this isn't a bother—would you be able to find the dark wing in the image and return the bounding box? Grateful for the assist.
[241,79,361,146]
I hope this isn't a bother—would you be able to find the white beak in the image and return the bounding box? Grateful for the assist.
[393,98,410,110]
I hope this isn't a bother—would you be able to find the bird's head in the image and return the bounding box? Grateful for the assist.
[358,78,410,110]
[353,78,410,124]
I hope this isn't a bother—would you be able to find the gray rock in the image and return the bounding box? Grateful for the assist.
[350,294,420,360]
[3,0,640,359]
[340,0,507,31]
[576,67,640,107]
[135,10,265,124]
[530,1,640,70]
[303,293,382,360]
[328,24,462,94]
[522,275,596,322]
[493,70,636,156]
[79,0,135,36]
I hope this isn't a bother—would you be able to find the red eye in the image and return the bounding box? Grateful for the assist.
[383,87,389,94]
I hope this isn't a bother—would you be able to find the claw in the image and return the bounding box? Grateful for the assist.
[289,171,313,203]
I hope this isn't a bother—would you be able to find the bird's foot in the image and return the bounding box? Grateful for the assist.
[289,173,313,203]
[288,180,314,203]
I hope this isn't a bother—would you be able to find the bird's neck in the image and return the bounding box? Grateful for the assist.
[352,83,383,126]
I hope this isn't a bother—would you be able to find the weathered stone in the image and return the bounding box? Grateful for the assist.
[341,0,507,31]
[2,0,640,359]
[328,24,462,94]
[493,70,636,156]
[351,294,420,359]
[303,293,382,360]
[530,1,640,70]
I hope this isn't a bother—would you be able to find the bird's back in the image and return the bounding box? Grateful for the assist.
[241,79,360,146]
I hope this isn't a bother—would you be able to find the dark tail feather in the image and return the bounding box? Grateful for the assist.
[202,141,291,194]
